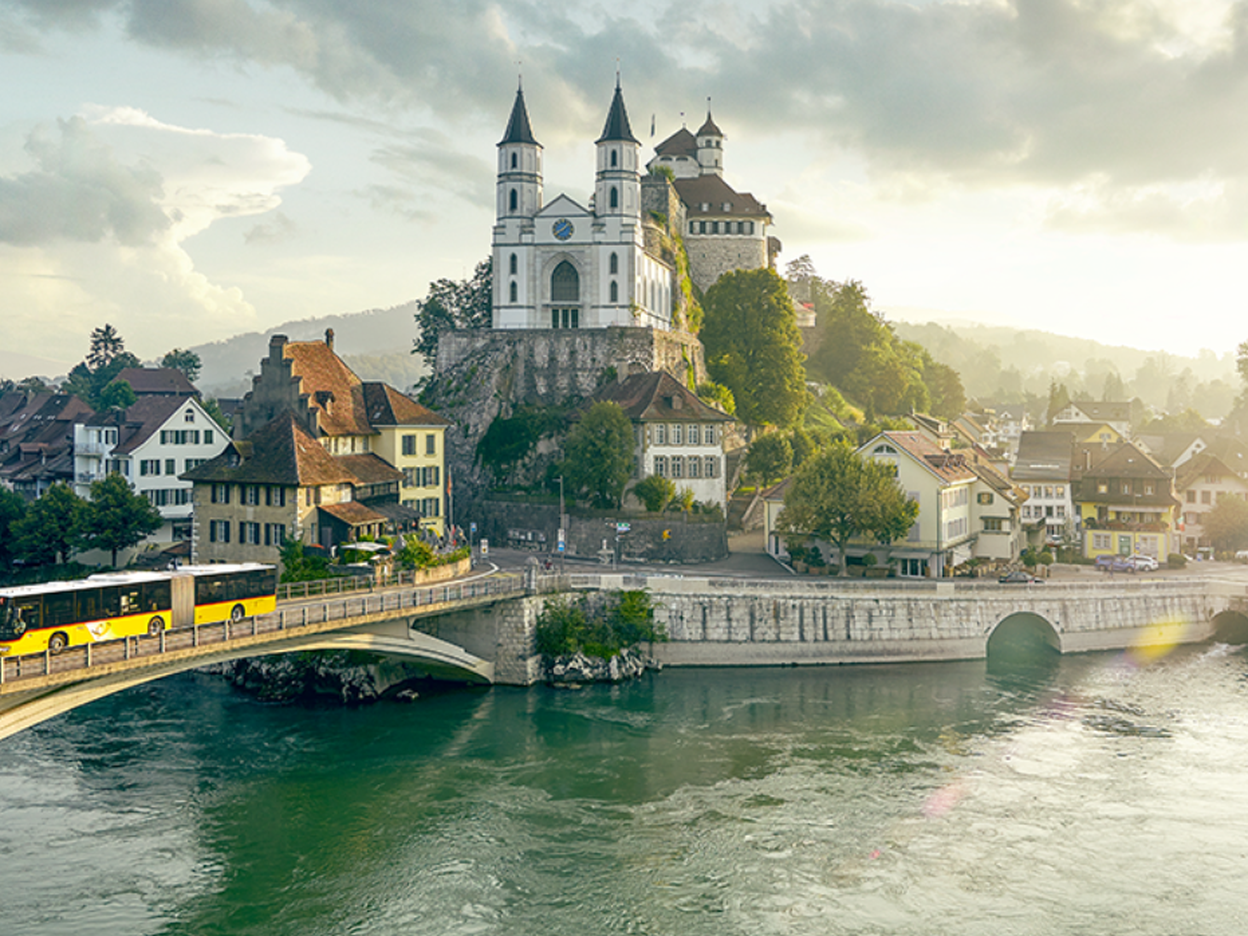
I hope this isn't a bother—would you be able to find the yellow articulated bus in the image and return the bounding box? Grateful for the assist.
[0,563,277,657]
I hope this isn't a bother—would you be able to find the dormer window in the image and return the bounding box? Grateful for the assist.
[184,410,195,423]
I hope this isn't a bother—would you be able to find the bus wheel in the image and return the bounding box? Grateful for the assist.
[148,617,164,637]
[230,604,245,624]
[48,632,68,654]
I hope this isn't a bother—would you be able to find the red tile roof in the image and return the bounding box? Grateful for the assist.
[594,371,733,423]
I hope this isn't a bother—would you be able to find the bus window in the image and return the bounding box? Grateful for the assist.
[100,586,121,617]
[77,588,103,622]
[197,576,225,606]
[14,600,40,633]
[44,592,76,627]
[142,581,171,613]
[258,570,277,596]
[119,588,141,616]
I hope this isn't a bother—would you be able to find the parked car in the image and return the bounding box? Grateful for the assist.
[999,570,1043,584]
[1095,555,1136,573]
[1128,554,1159,571]
[1235,550,1248,563]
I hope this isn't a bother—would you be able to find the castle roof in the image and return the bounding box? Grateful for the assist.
[281,339,372,437]
[697,111,723,137]
[499,86,540,147]
[597,83,640,145]
[654,128,697,159]
[114,367,197,397]
[673,174,770,218]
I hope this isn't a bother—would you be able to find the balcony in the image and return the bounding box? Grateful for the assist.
[76,440,109,456]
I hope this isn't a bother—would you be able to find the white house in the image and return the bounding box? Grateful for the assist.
[75,396,229,544]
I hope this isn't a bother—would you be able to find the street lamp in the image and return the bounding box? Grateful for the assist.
[556,475,566,572]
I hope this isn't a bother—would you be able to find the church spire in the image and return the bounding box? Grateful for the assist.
[499,84,539,146]
[596,81,640,145]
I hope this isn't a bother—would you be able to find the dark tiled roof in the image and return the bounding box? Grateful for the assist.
[335,453,403,484]
[1175,453,1247,491]
[594,371,733,423]
[182,411,355,486]
[1013,431,1075,480]
[697,111,723,137]
[673,174,769,218]
[654,128,697,158]
[318,501,388,526]
[114,367,196,396]
[499,86,540,146]
[869,432,977,483]
[597,83,640,144]
[110,395,199,455]
[1077,441,1169,480]
[361,383,451,427]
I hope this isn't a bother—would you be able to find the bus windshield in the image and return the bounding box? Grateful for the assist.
[0,602,17,639]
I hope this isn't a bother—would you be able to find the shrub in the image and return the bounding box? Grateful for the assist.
[861,552,878,568]
[535,590,665,658]
[634,474,676,513]
[1167,553,1187,569]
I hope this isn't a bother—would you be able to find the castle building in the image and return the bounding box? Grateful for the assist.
[647,112,775,292]
[493,80,674,331]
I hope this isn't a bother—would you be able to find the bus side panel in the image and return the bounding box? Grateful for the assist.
[194,595,277,626]
[171,575,195,628]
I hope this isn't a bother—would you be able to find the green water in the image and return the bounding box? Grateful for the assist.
[4,645,1248,935]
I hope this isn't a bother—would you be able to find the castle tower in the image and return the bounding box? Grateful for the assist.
[696,106,724,177]
[497,83,542,219]
[594,79,641,219]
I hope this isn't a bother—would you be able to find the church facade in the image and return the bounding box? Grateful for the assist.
[491,82,775,331]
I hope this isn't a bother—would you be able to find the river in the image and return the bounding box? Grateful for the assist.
[3,644,1248,935]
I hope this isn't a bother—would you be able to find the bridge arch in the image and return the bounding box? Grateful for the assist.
[1211,610,1248,645]
[987,612,1061,666]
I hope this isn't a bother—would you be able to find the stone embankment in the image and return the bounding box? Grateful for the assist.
[544,647,652,685]
[204,652,434,705]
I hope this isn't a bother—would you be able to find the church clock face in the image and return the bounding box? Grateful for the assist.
[552,218,574,241]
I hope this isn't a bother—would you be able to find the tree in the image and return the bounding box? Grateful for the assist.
[0,487,27,570]
[563,402,634,508]
[86,324,126,370]
[695,381,736,416]
[161,348,202,383]
[79,473,163,567]
[1102,371,1127,401]
[633,474,676,512]
[700,268,807,433]
[775,440,918,576]
[413,257,493,364]
[746,434,793,488]
[1203,496,1248,554]
[1046,380,1071,426]
[202,398,232,435]
[97,379,137,412]
[11,482,85,566]
[923,356,967,420]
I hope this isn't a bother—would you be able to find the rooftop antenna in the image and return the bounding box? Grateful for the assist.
[517,60,523,89]
[680,110,686,128]
[615,57,621,87]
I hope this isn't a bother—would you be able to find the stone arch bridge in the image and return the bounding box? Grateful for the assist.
[3,571,1247,740]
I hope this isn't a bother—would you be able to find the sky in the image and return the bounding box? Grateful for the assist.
[2,0,1247,377]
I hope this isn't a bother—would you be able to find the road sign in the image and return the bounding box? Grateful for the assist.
[616,522,630,533]
[479,539,488,558]
[470,522,477,534]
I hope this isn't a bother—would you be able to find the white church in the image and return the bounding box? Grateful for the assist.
[492,81,775,332]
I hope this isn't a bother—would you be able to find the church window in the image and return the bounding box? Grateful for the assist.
[509,253,517,275]
[611,149,618,168]
[509,281,518,303]
[510,152,517,169]
[551,261,579,302]
[509,188,518,212]
[610,280,618,303]
[609,252,618,274]
[551,308,579,329]
[609,186,619,209]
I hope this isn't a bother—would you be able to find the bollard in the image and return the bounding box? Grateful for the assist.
[86,643,92,667]
[160,630,165,654]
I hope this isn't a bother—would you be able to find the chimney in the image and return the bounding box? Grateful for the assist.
[325,328,335,351]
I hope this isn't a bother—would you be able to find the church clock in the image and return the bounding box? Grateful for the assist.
[552,218,574,241]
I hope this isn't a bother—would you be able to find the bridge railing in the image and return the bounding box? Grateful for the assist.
[0,573,524,688]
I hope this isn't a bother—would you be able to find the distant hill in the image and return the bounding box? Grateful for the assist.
[891,319,1238,417]
[189,301,427,396]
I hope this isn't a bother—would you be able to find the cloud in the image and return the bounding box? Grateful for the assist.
[355,184,436,222]
[244,210,297,244]
[14,0,1248,241]
[0,107,312,358]
[0,116,169,246]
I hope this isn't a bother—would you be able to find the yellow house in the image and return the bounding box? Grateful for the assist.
[1072,440,1178,559]
[363,384,451,538]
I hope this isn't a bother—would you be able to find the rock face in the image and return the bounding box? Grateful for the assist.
[545,647,651,685]
[427,327,707,502]
[204,652,431,704]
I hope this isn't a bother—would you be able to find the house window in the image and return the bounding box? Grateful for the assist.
[140,460,160,476]
[671,424,683,445]
[704,456,718,478]
[1186,490,1196,503]
[204,430,214,445]
[240,522,261,545]
[654,455,668,477]
[426,434,436,455]
[688,457,701,479]
[688,425,700,445]
[1122,483,1132,495]
[655,424,666,445]
[977,492,993,505]
[983,518,1004,531]
[1093,534,1113,551]
[184,410,194,423]
[244,485,260,506]
[670,456,684,478]
[1056,485,1065,497]
[211,483,230,504]
[1056,505,1065,518]
[403,467,416,487]
[402,435,416,456]
[1098,483,1109,494]
[1202,490,1212,504]
[1144,482,1155,495]
[165,458,176,475]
